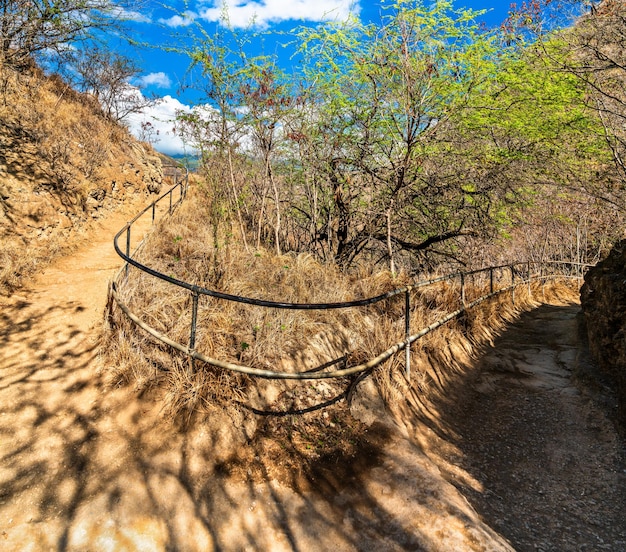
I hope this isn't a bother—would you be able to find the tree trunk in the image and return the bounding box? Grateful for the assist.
[227,148,249,252]
[386,203,395,275]
[267,156,281,256]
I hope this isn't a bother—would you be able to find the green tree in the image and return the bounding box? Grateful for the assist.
[238,57,292,254]
[489,0,626,261]
[292,0,505,269]
[454,30,620,263]
[556,1,626,187]
[176,24,252,252]
[505,0,626,197]
[179,0,622,270]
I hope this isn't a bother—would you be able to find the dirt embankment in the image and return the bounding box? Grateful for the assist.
[0,63,164,294]
[0,204,624,550]
[580,239,626,430]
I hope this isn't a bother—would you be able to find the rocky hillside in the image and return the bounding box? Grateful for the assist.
[0,62,164,293]
[580,241,626,432]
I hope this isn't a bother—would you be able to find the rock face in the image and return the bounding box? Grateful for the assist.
[580,240,626,431]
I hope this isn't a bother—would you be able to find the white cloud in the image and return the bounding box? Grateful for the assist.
[127,95,195,157]
[198,0,360,28]
[136,72,172,89]
[111,7,152,23]
[159,10,197,27]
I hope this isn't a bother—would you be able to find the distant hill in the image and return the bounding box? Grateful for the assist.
[166,153,201,172]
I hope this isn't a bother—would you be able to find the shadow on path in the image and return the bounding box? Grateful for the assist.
[439,304,626,552]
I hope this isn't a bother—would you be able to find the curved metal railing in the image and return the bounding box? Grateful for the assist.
[110,173,588,381]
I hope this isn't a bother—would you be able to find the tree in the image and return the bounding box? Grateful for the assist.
[0,0,123,70]
[560,1,626,184]
[238,57,292,254]
[71,46,159,123]
[453,11,623,264]
[176,24,253,252]
[179,0,623,271]
[291,1,506,269]
[505,0,626,193]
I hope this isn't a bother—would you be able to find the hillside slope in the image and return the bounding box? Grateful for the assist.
[0,63,164,293]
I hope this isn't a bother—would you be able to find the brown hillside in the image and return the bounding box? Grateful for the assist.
[0,63,164,293]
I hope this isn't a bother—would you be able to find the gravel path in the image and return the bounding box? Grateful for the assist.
[445,303,626,551]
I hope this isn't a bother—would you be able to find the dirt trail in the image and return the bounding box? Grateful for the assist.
[444,304,626,551]
[0,203,624,551]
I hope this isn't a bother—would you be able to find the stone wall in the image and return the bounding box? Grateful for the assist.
[580,240,626,431]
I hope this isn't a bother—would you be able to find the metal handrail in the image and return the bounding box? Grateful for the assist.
[110,173,589,381]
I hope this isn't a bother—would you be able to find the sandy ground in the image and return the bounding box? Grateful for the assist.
[0,202,624,551]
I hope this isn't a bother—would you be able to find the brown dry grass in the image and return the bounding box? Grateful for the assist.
[105,186,407,416]
[103,185,581,425]
[101,183,584,481]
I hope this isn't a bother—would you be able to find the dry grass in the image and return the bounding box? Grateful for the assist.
[101,185,584,481]
[1,66,123,197]
[112,190,409,376]
[106,187,408,417]
[103,185,582,426]
[0,237,60,291]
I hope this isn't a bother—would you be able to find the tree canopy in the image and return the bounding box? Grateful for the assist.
[176,0,625,271]
[0,0,130,69]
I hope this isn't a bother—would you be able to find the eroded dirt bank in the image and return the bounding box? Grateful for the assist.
[0,204,624,551]
[442,304,626,551]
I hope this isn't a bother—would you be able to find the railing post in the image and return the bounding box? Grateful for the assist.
[169,189,173,214]
[404,289,411,380]
[189,290,199,373]
[125,224,131,278]
[511,265,515,305]
[460,273,466,306]
[152,202,156,223]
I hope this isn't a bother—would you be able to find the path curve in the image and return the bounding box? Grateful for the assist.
[0,199,623,551]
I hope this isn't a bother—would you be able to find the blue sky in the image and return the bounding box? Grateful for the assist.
[117,1,573,155]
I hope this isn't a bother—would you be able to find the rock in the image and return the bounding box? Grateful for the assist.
[349,377,389,427]
[127,142,163,195]
[146,179,161,194]
[580,239,626,431]
[85,195,100,211]
[89,188,106,202]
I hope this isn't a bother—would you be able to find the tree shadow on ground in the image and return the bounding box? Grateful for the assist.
[0,290,521,551]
